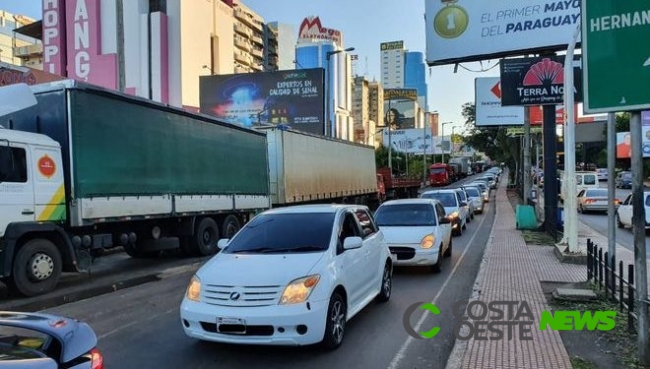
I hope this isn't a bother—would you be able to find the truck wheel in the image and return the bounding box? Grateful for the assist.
[221,215,241,239]
[190,218,219,256]
[11,239,62,297]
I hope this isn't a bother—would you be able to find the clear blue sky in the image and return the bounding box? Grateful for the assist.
[4,0,502,133]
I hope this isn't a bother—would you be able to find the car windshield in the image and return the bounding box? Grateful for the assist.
[621,172,632,179]
[585,189,608,197]
[583,175,597,185]
[430,168,446,174]
[465,188,480,197]
[223,212,335,253]
[421,192,457,207]
[374,203,436,226]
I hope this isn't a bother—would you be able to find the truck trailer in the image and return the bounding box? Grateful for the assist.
[0,80,380,297]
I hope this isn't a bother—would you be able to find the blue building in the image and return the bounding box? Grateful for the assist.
[404,51,428,111]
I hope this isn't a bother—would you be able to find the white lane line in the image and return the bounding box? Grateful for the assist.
[386,202,491,369]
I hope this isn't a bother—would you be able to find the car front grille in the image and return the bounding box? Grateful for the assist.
[389,246,416,260]
[203,284,283,307]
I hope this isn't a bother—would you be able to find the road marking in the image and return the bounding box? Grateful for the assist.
[98,307,175,340]
[386,201,491,369]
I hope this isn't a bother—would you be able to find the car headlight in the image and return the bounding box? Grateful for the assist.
[279,275,320,305]
[186,275,201,302]
[421,234,435,249]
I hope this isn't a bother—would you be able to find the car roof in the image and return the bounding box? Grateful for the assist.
[0,311,97,363]
[262,204,365,215]
[422,189,458,195]
[380,198,439,206]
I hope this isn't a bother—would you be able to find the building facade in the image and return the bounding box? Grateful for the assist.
[266,22,296,71]
[0,11,41,68]
[380,40,404,89]
[404,51,428,111]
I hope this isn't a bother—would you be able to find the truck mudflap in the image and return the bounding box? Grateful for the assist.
[1,221,79,278]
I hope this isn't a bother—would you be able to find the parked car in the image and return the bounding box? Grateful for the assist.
[179,204,393,350]
[0,311,103,369]
[616,191,650,230]
[596,168,608,181]
[463,186,485,214]
[577,188,619,213]
[469,181,490,202]
[373,199,452,273]
[615,171,633,189]
[454,188,475,221]
[420,189,469,236]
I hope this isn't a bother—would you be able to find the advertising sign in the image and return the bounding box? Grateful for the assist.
[500,56,583,106]
[382,128,449,155]
[425,0,581,66]
[199,68,325,135]
[381,41,404,51]
[617,114,650,158]
[475,77,525,126]
[384,89,418,101]
[527,103,607,125]
[383,89,419,130]
[298,16,343,47]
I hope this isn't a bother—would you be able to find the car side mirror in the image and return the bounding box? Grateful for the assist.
[460,202,468,207]
[343,236,363,250]
[439,217,451,224]
[217,238,230,250]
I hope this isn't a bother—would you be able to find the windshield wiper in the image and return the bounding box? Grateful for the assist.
[229,247,277,253]
[267,246,325,253]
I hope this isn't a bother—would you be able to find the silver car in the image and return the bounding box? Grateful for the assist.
[463,186,485,214]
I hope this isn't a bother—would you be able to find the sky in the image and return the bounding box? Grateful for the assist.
[3,0,502,133]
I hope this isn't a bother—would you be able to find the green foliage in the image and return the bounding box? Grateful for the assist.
[460,102,519,172]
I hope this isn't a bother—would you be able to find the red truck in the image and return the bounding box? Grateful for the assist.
[429,163,453,186]
[377,167,421,199]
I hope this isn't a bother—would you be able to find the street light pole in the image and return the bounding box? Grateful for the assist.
[325,47,355,138]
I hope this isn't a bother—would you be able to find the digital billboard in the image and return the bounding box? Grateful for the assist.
[199,68,325,135]
[425,0,581,66]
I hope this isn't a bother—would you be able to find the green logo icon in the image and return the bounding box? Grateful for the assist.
[434,4,469,39]
[403,302,441,339]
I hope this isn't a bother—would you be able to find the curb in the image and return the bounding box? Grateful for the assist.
[444,179,504,369]
[0,262,202,313]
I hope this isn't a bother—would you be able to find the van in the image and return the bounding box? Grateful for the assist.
[560,171,599,201]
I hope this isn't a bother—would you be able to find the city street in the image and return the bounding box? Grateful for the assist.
[577,181,650,255]
[41,183,495,369]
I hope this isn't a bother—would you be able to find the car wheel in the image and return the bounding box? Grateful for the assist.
[617,214,624,228]
[322,292,346,350]
[375,263,392,303]
[444,238,452,258]
[462,218,467,230]
[431,247,443,273]
[11,239,62,297]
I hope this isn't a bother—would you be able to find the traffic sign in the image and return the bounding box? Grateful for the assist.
[582,0,650,113]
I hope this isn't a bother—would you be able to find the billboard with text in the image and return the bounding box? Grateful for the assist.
[425,0,581,66]
[475,77,525,126]
[199,68,325,135]
[382,128,449,155]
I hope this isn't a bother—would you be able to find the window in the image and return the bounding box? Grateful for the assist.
[223,212,335,253]
[354,209,377,237]
[0,147,27,183]
[646,194,650,207]
[374,203,436,227]
[421,192,457,207]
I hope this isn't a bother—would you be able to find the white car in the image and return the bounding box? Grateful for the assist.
[616,191,650,230]
[374,199,452,273]
[463,186,485,214]
[455,188,475,221]
[596,168,608,181]
[179,204,393,350]
[420,189,469,236]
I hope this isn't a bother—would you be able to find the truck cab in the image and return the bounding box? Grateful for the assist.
[429,163,451,186]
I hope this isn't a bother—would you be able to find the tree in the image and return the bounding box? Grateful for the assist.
[460,102,519,170]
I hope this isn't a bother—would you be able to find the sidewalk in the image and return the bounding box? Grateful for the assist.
[445,175,585,369]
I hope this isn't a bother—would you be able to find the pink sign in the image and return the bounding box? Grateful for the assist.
[42,0,66,75]
[65,0,117,89]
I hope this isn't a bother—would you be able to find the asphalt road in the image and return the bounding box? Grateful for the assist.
[42,175,496,369]
[576,181,650,255]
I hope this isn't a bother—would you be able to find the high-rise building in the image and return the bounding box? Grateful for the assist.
[380,40,404,89]
[352,76,369,144]
[0,11,41,68]
[295,16,354,141]
[405,51,428,111]
[17,0,280,110]
[266,22,296,71]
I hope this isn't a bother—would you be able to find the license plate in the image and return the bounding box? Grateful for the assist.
[217,317,246,334]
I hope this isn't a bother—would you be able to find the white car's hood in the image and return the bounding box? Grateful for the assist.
[197,252,325,286]
[444,206,460,215]
[379,226,434,245]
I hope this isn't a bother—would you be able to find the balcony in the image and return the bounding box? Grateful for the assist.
[234,38,250,51]
[234,52,249,65]
[234,64,248,74]
[251,48,263,58]
[234,22,250,37]
[250,34,264,46]
[13,43,43,58]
